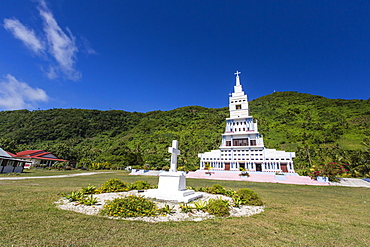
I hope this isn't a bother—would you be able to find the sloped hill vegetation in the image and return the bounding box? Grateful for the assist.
[0,92,369,176]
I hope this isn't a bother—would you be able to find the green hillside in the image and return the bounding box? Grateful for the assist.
[0,92,369,176]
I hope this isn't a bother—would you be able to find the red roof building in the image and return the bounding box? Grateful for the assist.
[14,150,68,167]
[0,147,27,173]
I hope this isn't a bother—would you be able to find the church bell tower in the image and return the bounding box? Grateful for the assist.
[229,71,250,118]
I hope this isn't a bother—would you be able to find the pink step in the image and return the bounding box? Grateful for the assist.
[186,171,330,186]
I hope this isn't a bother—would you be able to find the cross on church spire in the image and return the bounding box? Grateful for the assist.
[234,70,241,86]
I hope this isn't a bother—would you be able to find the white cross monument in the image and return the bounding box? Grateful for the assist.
[168,140,180,172]
[143,140,202,203]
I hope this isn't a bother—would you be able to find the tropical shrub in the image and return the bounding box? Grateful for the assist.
[100,195,157,217]
[206,198,230,217]
[207,184,227,195]
[179,203,194,213]
[232,188,263,206]
[81,184,98,194]
[129,180,152,190]
[97,178,130,193]
[310,162,349,182]
[91,162,111,170]
[239,171,250,177]
[224,189,236,197]
[193,200,207,211]
[79,195,98,206]
[159,204,175,214]
[63,190,85,202]
[62,191,98,206]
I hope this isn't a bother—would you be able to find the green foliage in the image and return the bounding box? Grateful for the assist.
[233,188,263,206]
[239,171,250,177]
[194,185,235,197]
[310,162,349,182]
[52,161,68,170]
[223,189,236,198]
[206,184,227,195]
[62,191,98,206]
[90,162,111,170]
[63,190,85,202]
[100,195,157,217]
[159,204,175,214]
[193,200,208,211]
[205,198,230,217]
[179,203,194,213]
[129,180,152,190]
[0,93,369,175]
[81,184,97,194]
[79,195,98,206]
[97,179,130,193]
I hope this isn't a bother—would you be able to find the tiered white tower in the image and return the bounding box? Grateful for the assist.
[198,72,295,173]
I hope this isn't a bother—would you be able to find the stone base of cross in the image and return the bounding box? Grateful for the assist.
[142,140,202,203]
[168,140,180,172]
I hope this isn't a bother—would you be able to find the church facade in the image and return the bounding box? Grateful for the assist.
[198,72,295,173]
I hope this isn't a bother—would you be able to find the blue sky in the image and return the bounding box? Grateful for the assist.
[0,0,369,112]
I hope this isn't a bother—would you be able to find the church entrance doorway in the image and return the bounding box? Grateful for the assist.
[225,163,230,170]
[255,163,262,172]
[281,163,288,172]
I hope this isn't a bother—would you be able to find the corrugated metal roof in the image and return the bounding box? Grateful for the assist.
[0,147,12,158]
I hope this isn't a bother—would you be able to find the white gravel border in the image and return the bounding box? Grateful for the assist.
[56,191,264,223]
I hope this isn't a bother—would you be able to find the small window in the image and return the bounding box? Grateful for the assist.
[236,104,242,110]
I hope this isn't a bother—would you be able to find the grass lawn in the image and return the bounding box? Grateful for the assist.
[0,171,369,246]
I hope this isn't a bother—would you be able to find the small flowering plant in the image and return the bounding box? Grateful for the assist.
[100,195,158,218]
[310,162,349,182]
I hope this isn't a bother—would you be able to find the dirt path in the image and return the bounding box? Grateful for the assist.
[0,172,113,180]
[330,178,370,188]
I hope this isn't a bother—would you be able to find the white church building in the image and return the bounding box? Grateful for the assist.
[198,71,295,173]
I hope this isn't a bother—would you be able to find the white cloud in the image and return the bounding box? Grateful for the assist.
[38,0,81,81]
[81,36,97,55]
[0,74,49,110]
[44,65,58,80]
[3,0,83,81]
[3,18,45,54]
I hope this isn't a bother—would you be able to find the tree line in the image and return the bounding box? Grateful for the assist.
[0,92,369,176]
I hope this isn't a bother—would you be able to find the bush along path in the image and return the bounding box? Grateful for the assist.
[57,180,265,222]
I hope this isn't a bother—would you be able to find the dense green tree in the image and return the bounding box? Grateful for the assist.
[0,92,369,176]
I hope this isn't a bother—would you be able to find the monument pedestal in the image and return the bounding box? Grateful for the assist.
[143,171,202,203]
